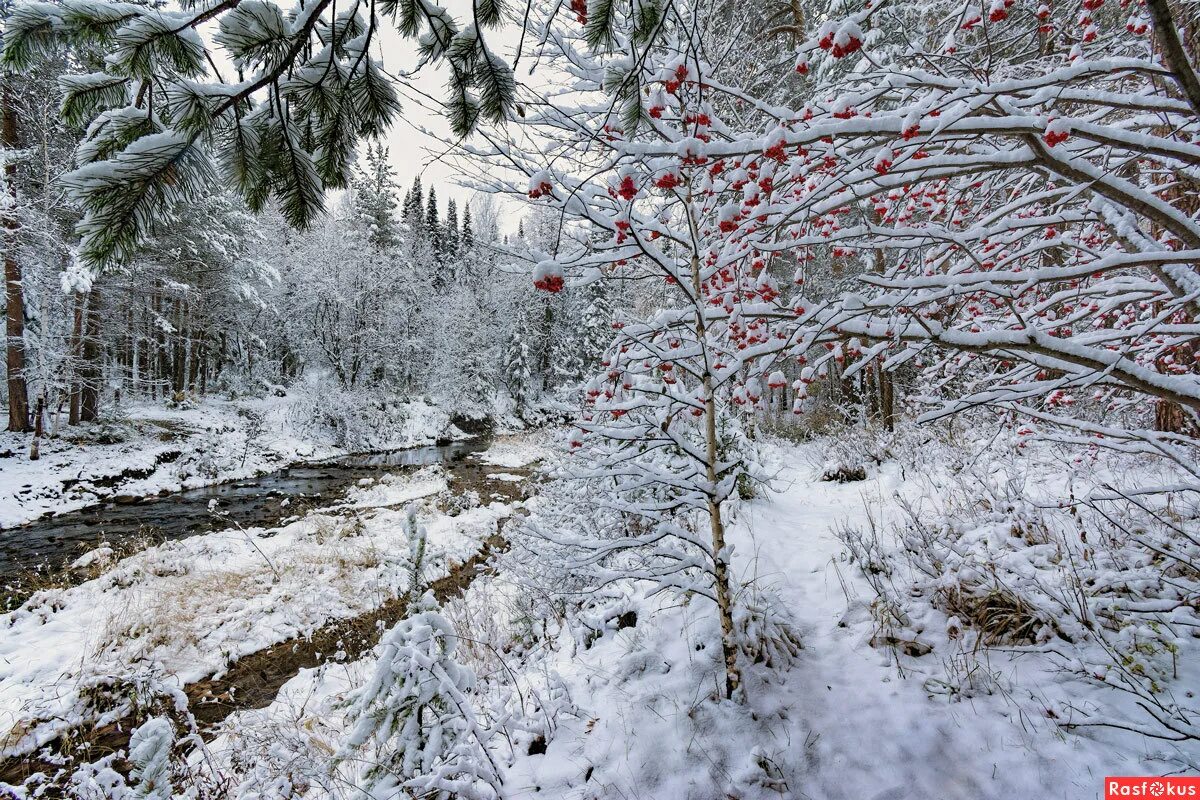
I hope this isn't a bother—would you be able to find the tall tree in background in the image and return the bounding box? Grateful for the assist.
[581,280,612,374]
[403,176,425,234]
[425,188,442,256]
[444,198,460,257]
[353,142,402,251]
[2,80,29,431]
[461,205,475,251]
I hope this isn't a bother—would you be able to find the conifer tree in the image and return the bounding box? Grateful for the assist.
[351,142,401,250]
[581,280,613,374]
[444,198,460,257]
[1,0,518,266]
[461,206,475,251]
[425,188,442,254]
[504,314,532,410]
[338,507,502,798]
[404,177,425,233]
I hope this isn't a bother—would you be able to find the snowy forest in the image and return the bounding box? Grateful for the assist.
[1,0,1200,796]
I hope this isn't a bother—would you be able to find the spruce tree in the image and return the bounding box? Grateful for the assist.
[351,142,401,250]
[444,198,460,256]
[581,280,613,373]
[404,177,424,233]
[461,206,475,251]
[425,188,442,254]
[504,314,532,410]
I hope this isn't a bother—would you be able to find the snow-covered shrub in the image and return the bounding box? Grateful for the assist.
[61,718,182,800]
[337,594,504,799]
[68,754,133,800]
[805,419,902,480]
[128,717,175,799]
[286,388,453,452]
[837,436,1200,752]
[734,585,803,671]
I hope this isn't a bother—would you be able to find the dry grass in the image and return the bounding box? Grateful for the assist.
[93,520,387,660]
[936,584,1045,647]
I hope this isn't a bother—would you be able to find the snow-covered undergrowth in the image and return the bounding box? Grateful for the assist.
[0,464,516,765]
[0,395,466,528]
[92,425,1187,800]
[284,387,467,453]
[830,423,1200,758]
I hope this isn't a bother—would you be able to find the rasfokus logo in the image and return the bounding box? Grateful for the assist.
[1106,777,1200,798]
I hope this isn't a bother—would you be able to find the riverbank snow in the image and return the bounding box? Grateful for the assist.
[0,463,517,762]
[0,395,464,529]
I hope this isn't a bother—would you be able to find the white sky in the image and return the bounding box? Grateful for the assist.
[371,8,525,234]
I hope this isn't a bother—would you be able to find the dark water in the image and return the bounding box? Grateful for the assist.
[0,438,490,583]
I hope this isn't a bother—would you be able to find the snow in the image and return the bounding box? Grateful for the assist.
[340,466,449,508]
[0,395,462,529]
[177,434,1192,800]
[469,433,549,468]
[479,441,1141,799]
[0,462,517,760]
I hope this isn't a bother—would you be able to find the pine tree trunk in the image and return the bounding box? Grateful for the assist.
[80,289,102,422]
[690,251,741,700]
[3,83,30,432]
[69,292,84,425]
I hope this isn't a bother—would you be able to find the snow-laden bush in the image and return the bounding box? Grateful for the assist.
[67,717,177,800]
[837,435,1200,753]
[337,594,503,799]
[286,387,454,452]
[127,717,175,799]
[335,508,503,798]
[735,584,803,671]
[68,754,133,800]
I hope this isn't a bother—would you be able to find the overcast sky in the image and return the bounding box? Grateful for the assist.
[371,10,524,234]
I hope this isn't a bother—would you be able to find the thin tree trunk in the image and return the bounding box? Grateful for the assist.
[29,395,43,460]
[880,365,895,432]
[3,83,30,432]
[690,250,741,699]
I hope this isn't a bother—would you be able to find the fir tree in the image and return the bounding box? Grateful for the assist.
[338,507,502,798]
[551,323,584,390]
[581,280,613,373]
[461,206,475,251]
[425,188,442,253]
[404,177,424,233]
[504,314,532,410]
[351,142,401,250]
[128,717,175,800]
[444,198,460,256]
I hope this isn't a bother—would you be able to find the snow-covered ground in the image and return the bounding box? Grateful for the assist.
[4,430,1194,797]
[0,395,465,529]
[187,433,1195,800]
[0,455,533,764]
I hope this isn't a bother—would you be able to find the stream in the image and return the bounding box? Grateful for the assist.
[0,437,490,586]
